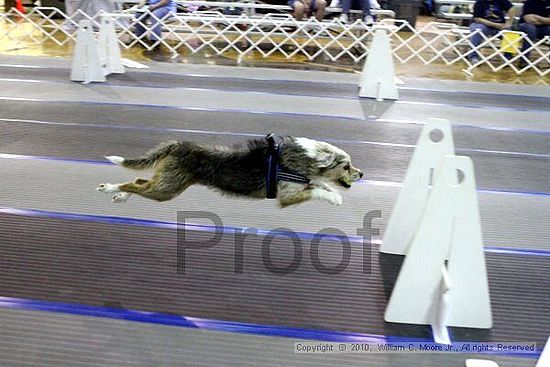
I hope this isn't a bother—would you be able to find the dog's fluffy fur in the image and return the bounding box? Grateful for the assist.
[96,137,363,207]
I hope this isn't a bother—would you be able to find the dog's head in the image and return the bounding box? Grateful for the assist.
[295,138,364,188]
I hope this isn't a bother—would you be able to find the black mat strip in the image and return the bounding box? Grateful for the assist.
[1,213,548,344]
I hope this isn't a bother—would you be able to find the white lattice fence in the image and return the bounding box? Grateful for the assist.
[0,7,548,75]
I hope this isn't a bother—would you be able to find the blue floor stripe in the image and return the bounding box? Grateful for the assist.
[375,118,550,136]
[1,206,549,258]
[395,100,550,115]
[0,296,541,359]
[0,296,425,344]
[1,152,549,197]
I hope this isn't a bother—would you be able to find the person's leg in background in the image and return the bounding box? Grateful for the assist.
[133,10,150,44]
[468,22,498,62]
[519,23,550,67]
[519,22,538,59]
[314,0,326,21]
[536,26,550,43]
[290,0,306,20]
[149,6,172,42]
[361,0,374,25]
[339,0,352,22]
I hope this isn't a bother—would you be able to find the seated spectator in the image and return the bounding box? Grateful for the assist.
[134,0,177,46]
[519,0,550,60]
[468,0,516,63]
[338,0,377,25]
[289,0,327,21]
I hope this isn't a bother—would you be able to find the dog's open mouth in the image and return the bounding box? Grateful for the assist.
[338,178,352,188]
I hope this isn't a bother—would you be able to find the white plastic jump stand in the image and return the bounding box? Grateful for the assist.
[71,20,106,84]
[537,336,550,367]
[98,15,125,76]
[358,28,398,101]
[384,155,493,344]
[380,118,455,255]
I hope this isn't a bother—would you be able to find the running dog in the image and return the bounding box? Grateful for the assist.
[96,137,363,207]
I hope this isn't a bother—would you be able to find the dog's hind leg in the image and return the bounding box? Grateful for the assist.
[117,178,192,202]
[116,159,194,202]
[97,178,150,203]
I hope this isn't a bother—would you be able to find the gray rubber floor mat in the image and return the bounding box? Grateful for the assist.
[0,105,548,194]
[0,55,547,367]
[1,158,549,250]
[0,79,366,120]
[1,99,548,153]
[0,308,537,367]
[0,213,548,344]
[1,65,549,112]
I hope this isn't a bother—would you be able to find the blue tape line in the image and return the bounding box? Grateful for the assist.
[397,86,550,102]
[395,100,550,115]
[1,206,549,258]
[0,296,428,344]
[0,296,198,328]
[0,296,541,359]
[375,118,550,136]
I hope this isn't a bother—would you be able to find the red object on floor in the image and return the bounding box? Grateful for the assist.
[16,0,26,13]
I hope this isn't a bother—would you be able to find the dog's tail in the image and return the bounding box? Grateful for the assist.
[106,140,181,170]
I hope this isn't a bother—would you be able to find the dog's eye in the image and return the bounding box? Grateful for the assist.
[344,164,350,170]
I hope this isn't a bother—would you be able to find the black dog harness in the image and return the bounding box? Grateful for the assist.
[265,134,310,199]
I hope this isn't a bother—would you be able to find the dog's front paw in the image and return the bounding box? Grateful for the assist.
[112,192,131,203]
[312,188,343,206]
[96,183,119,193]
[327,192,343,206]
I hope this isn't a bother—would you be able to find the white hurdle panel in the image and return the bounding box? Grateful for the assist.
[382,119,492,344]
[71,15,125,84]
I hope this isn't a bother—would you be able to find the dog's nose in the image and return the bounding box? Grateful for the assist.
[359,171,364,178]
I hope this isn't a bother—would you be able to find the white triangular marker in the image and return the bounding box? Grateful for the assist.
[385,156,492,330]
[71,20,106,84]
[465,360,499,367]
[98,15,125,75]
[537,336,550,367]
[358,28,398,100]
[381,118,455,255]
